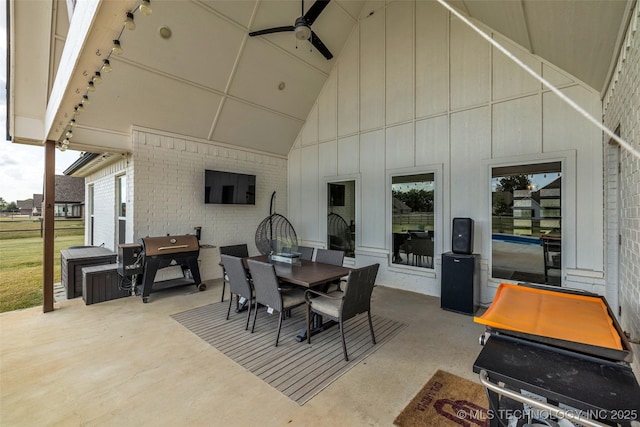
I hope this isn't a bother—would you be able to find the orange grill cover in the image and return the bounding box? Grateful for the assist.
[475,283,623,350]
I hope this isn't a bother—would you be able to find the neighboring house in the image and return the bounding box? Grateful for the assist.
[16,196,41,216]
[14,177,84,218]
[7,0,640,373]
[53,175,85,218]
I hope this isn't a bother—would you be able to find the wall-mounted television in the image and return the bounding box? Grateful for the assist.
[204,170,256,205]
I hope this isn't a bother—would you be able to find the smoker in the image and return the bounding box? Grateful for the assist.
[136,235,205,303]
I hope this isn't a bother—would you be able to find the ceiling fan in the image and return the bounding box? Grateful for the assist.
[249,0,333,60]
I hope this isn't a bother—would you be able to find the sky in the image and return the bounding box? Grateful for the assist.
[0,1,81,204]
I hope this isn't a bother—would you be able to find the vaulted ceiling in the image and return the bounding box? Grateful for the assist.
[9,0,632,158]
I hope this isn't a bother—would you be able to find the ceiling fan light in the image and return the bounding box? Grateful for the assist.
[294,25,311,41]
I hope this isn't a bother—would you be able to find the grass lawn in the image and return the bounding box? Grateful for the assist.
[0,220,85,313]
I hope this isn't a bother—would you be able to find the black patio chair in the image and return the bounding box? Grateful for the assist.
[247,259,306,346]
[219,244,249,302]
[314,248,346,292]
[220,254,254,331]
[304,263,380,361]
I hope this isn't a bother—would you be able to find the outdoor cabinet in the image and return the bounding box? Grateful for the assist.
[441,252,480,315]
[61,247,117,299]
[82,264,130,305]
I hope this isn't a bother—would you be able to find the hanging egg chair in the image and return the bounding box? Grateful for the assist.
[255,191,299,255]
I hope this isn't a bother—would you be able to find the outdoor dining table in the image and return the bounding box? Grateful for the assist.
[243,254,352,341]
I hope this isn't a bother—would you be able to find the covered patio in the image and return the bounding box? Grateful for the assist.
[1,280,485,425]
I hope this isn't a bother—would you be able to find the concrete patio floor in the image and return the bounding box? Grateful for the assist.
[1,279,485,426]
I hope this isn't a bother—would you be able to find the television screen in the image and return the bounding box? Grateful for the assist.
[204,170,256,205]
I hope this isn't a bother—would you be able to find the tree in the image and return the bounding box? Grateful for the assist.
[392,189,434,212]
[0,197,7,211]
[494,193,510,216]
[4,202,19,213]
[495,175,531,193]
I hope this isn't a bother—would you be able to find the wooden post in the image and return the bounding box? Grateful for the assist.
[43,140,55,313]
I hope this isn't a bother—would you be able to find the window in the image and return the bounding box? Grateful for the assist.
[491,162,562,285]
[391,173,435,268]
[327,180,355,258]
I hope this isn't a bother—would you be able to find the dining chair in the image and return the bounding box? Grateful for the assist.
[314,248,346,292]
[220,254,254,331]
[246,259,306,346]
[409,232,434,268]
[297,245,315,261]
[219,244,249,302]
[304,263,380,361]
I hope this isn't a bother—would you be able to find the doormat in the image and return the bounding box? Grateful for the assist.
[394,369,489,427]
[171,301,406,405]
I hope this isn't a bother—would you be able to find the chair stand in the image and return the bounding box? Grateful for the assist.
[339,319,348,361]
[367,311,376,345]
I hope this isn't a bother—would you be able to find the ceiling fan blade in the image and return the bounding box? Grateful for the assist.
[249,26,295,37]
[303,0,330,26]
[309,31,333,60]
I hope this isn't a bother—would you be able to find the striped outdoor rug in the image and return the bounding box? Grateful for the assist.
[171,301,407,405]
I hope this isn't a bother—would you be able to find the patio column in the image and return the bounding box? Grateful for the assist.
[43,140,55,313]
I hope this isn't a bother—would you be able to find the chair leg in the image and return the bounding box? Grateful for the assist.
[275,312,283,347]
[251,303,258,333]
[221,276,226,303]
[245,299,252,331]
[367,311,376,345]
[226,293,233,320]
[339,319,348,361]
[306,304,312,344]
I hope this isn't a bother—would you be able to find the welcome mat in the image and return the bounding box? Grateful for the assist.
[171,301,406,405]
[394,370,489,427]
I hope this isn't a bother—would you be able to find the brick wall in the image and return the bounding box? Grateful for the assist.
[131,129,288,278]
[603,5,640,373]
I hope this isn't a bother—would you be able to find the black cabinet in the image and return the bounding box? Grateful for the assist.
[441,252,480,315]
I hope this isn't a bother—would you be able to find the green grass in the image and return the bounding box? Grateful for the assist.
[0,221,85,313]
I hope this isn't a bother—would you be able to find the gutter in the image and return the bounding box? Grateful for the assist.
[63,152,99,175]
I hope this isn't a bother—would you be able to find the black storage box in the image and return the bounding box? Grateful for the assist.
[82,264,130,305]
[61,247,117,299]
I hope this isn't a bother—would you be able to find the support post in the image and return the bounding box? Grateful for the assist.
[43,140,55,313]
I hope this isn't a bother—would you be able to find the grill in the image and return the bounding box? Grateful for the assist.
[473,283,640,427]
[137,235,204,303]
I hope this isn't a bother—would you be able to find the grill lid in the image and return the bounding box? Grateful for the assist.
[140,235,199,256]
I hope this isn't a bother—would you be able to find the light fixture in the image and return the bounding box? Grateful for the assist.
[294,18,311,40]
[124,12,135,31]
[75,105,83,115]
[112,39,123,55]
[69,119,77,128]
[93,71,103,84]
[59,144,67,152]
[82,95,90,105]
[102,59,112,73]
[159,26,172,39]
[65,129,73,138]
[87,81,95,92]
[63,138,70,146]
[140,0,152,16]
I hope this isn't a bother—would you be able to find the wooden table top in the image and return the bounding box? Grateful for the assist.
[246,255,350,288]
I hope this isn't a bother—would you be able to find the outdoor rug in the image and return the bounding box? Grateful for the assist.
[394,370,489,427]
[171,301,406,405]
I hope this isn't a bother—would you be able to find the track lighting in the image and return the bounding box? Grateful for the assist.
[69,119,76,128]
[112,39,123,55]
[82,95,90,105]
[65,129,73,138]
[124,12,135,31]
[74,105,82,115]
[140,0,152,16]
[87,81,95,92]
[59,144,67,152]
[62,138,70,146]
[93,71,103,84]
[102,59,112,73]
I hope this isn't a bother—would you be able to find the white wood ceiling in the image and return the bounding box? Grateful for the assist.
[38,0,630,156]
